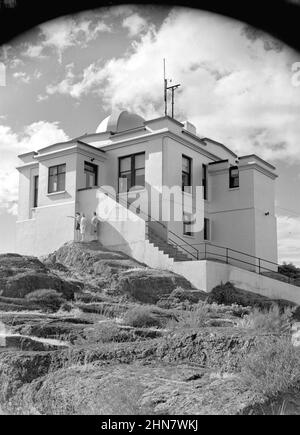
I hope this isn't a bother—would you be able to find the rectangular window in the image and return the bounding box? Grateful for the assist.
[229,166,240,189]
[33,175,39,208]
[183,213,194,237]
[119,153,145,193]
[202,164,208,200]
[182,155,192,191]
[204,218,210,241]
[48,164,66,194]
[84,162,98,188]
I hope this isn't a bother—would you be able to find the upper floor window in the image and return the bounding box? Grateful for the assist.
[48,164,66,194]
[182,155,192,191]
[119,153,145,193]
[202,164,208,200]
[84,162,98,188]
[229,166,240,189]
[33,175,39,208]
[183,212,194,237]
[204,218,211,241]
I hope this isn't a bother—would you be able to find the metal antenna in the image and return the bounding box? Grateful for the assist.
[163,59,181,119]
[164,59,168,117]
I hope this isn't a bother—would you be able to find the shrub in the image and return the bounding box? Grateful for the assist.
[26,289,65,312]
[81,322,140,344]
[240,336,300,397]
[207,282,295,312]
[237,305,294,333]
[168,302,212,330]
[123,306,168,329]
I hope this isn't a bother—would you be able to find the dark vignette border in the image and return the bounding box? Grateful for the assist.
[0,0,299,53]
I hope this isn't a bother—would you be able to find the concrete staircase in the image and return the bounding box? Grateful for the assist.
[146,224,191,263]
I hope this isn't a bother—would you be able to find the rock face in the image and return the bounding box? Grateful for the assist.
[48,242,195,302]
[0,254,81,300]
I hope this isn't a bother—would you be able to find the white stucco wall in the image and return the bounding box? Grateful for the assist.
[173,260,300,305]
[16,201,75,256]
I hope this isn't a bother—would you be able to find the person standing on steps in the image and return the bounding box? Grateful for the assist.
[80,213,88,242]
[75,212,81,242]
[91,212,100,242]
[67,212,81,242]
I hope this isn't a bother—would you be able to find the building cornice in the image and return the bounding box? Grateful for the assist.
[239,154,276,171]
[16,161,39,171]
[98,128,223,162]
[239,163,278,180]
[35,142,107,162]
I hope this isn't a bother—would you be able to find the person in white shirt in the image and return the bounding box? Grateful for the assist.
[75,212,81,242]
[80,214,88,242]
[91,212,100,241]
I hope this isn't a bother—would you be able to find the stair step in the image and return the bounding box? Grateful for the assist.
[146,229,194,262]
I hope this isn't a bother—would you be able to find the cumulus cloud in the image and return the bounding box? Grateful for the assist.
[122,13,148,37]
[45,8,300,162]
[24,15,112,62]
[13,71,30,84]
[0,121,68,215]
[278,215,300,266]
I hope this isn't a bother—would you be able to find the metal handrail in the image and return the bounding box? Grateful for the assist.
[99,186,199,259]
[88,187,298,286]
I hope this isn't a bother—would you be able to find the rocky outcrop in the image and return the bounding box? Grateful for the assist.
[47,242,195,302]
[0,254,81,301]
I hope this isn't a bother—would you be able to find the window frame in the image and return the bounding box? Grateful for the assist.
[202,164,208,200]
[84,161,98,188]
[229,166,240,189]
[182,155,192,192]
[118,152,145,193]
[48,164,66,194]
[33,175,39,208]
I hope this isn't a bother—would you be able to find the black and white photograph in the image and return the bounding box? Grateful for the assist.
[1,0,300,418]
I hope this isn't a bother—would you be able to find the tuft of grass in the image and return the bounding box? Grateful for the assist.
[240,336,300,398]
[25,289,66,312]
[122,306,167,329]
[237,305,294,333]
[168,302,212,330]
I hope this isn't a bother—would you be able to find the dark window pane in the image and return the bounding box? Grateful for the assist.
[204,218,210,241]
[182,157,190,173]
[84,162,98,187]
[58,164,66,174]
[119,173,132,193]
[57,173,66,192]
[33,176,39,208]
[119,153,145,193]
[135,168,145,188]
[49,166,57,176]
[135,154,145,170]
[120,157,131,173]
[229,167,240,189]
[48,164,66,193]
[182,173,190,190]
[202,164,208,200]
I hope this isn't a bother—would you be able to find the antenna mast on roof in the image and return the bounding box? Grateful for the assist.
[163,59,181,119]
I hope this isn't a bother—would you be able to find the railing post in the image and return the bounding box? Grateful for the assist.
[259,259,261,275]
[226,248,229,264]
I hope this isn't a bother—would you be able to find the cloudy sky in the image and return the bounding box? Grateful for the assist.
[0,5,300,265]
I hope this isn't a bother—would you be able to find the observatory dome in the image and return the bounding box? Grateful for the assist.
[96,110,145,134]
